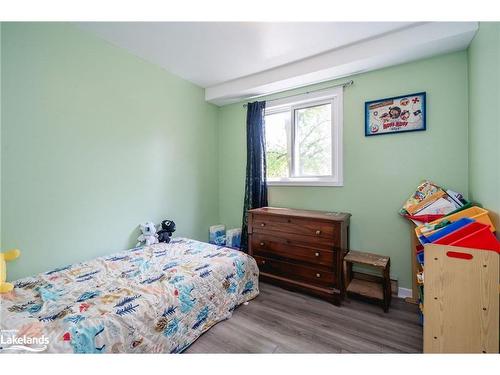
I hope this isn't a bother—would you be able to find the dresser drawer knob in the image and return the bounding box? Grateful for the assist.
[315,252,320,257]
[315,230,321,235]
[260,242,264,246]
[261,223,266,227]
[316,273,321,278]
[261,260,266,265]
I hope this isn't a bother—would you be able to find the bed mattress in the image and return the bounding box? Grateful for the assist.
[0,238,259,353]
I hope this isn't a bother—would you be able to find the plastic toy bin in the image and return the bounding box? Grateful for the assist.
[432,222,500,252]
[415,206,495,241]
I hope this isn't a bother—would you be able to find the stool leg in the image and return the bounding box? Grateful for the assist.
[346,262,353,287]
[383,260,391,312]
[340,261,352,301]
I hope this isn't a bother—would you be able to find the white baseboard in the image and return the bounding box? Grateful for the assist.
[397,287,413,299]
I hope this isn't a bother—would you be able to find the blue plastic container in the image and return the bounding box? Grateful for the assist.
[425,217,475,243]
[416,251,424,264]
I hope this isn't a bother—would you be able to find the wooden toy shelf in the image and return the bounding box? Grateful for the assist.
[408,224,421,305]
[423,244,499,353]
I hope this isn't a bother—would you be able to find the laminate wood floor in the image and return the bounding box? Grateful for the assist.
[186,282,422,353]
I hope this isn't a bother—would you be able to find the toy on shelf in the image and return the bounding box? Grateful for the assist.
[400,180,468,226]
[420,217,474,244]
[401,180,500,347]
[0,249,21,293]
[400,180,443,215]
[415,206,495,244]
[401,180,469,307]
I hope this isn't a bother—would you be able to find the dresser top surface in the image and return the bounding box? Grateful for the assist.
[248,207,351,222]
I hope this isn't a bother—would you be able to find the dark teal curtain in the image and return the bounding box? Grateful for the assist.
[240,101,268,252]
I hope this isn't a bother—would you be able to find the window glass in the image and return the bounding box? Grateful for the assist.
[265,111,291,179]
[295,103,332,177]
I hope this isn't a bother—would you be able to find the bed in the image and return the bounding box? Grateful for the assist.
[0,238,259,353]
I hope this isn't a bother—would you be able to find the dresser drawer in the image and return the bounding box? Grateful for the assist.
[252,214,337,240]
[248,207,350,305]
[251,233,335,268]
[253,255,336,287]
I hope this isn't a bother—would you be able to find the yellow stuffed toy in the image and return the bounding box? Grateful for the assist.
[0,249,21,293]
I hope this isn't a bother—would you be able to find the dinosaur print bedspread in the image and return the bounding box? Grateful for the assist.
[0,238,259,353]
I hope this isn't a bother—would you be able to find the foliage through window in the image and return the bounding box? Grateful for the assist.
[264,88,343,186]
[265,111,290,179]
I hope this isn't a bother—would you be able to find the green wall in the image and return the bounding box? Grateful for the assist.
[468,23,500,234]
[1,23,489,292]
[0,23,2,250]
[1,23,219,280]
[218,51,469,289]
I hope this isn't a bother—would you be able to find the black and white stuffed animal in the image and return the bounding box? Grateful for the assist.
[157,220,176,243]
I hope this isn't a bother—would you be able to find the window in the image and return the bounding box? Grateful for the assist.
[264,87,343,186]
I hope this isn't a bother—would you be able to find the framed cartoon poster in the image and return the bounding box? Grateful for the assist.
[365,92,426,136]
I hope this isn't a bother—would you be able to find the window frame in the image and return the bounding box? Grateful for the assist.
[264,87,343,187]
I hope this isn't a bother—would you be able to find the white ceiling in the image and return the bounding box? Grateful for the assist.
[79,22,416,87]
[78,22,478,106]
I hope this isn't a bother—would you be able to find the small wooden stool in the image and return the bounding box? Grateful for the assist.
[344,250,391,312]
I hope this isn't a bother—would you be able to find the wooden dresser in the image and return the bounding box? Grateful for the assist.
[248,207,351,305]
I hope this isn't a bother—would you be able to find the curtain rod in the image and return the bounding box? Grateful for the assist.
[242,80,354,108]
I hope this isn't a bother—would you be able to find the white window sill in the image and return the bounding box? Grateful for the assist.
[267,179,343,187]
